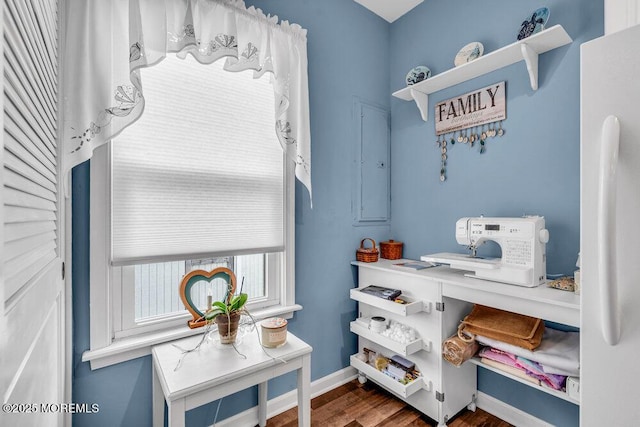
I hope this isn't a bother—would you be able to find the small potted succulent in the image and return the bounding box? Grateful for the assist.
[204,286,248,344]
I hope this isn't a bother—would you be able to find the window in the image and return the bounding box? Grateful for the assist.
[131,255,265,324]
[86,55,299,369]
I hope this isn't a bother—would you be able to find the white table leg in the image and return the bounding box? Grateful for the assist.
[297,354,311,427]
[168,398,186,427]
[258,381,268,427]
[152,366,164,427]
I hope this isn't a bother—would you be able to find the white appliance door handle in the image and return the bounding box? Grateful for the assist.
[597,115,621,346]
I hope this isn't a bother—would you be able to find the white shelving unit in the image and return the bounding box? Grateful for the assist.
[351,258,581,424]
[350,355,431,398]
[351,260,477,426]
[350,319,431,356]
[392,25,573,121]
[468,358,579,405]
[349,288,431,315]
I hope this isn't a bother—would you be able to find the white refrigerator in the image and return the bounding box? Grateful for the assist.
[581,24,640,425]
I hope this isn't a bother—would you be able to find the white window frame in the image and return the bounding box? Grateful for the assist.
[113,252,281,339]
[83,117,299,371]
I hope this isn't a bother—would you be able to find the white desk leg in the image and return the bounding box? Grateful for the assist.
[297,354,311,427]
[258,381,268,427]
[168,398,186,427]
[152,366,164,427]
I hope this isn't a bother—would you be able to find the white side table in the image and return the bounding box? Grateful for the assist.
[152,330,312,427]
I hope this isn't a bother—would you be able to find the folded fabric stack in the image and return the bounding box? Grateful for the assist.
[477,328,580,391]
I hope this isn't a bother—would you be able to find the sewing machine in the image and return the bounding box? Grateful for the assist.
[421,216,549,287]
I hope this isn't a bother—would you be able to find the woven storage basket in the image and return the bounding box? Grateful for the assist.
[356,238,379,262]
[442,333,479,367]
[459,305,545,350]
[380,239,403,260]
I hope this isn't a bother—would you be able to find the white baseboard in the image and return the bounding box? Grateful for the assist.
[476,391,553,427]
[213,366,357,427]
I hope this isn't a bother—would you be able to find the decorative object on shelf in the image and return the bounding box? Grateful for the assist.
[454,42,484,67]
[356,238,379,262]
[380,239,404,260]
[433,82,507,181]
[435,81,506,135]
[179,267,239,329]
[405,65,431,86]
[517,7,550,40]
[260,317,288,348]
[547,276,576,292]
[370,316,388,333]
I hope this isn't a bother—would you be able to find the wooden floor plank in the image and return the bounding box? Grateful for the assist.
[266,380,513,427]
[372,407,430,427]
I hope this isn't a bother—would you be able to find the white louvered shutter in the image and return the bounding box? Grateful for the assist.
[3,0,60,301]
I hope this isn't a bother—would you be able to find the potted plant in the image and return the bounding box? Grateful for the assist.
[204,286,248,344]
[178,267,249,343]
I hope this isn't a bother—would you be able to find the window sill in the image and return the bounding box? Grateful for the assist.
[82,304,303,370]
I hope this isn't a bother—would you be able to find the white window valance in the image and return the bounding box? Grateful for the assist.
[62,0,311,201]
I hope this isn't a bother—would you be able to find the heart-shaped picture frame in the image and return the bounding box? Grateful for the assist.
[179,267,237,329]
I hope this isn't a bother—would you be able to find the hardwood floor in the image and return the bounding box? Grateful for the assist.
[266,380,512,427]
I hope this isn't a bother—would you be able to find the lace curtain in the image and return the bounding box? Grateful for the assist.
[63,0,311,200]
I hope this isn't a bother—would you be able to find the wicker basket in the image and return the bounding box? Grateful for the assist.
[356,238,379,262]
[459,305,545,351]
[380,239,403,260]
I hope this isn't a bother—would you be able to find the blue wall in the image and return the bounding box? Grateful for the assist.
[72,1,603,426]
[389,1,602,426]
[72,0,390,425]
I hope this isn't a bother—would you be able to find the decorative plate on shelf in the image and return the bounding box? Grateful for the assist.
[454,42,484,67]
[517,7,550,40]
[405,65,431,86]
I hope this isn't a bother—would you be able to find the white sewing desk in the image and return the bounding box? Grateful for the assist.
[152,330,312,427]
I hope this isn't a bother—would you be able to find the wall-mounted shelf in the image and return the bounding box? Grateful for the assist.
[350,354,432,398]
[392,25,573,121]
[350,319,431,356]
[350,288,431,316]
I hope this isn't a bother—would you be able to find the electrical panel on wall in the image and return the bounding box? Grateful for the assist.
[352,98,390,225]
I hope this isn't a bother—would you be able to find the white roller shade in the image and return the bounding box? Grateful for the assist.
[111,56,284,265]
[3,0,60,300]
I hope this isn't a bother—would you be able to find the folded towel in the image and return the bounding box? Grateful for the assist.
[479,347,567,390]
[515,357,567,390]
[476,328,580,376]
[480,357,540,385]
[478,347,520,368]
